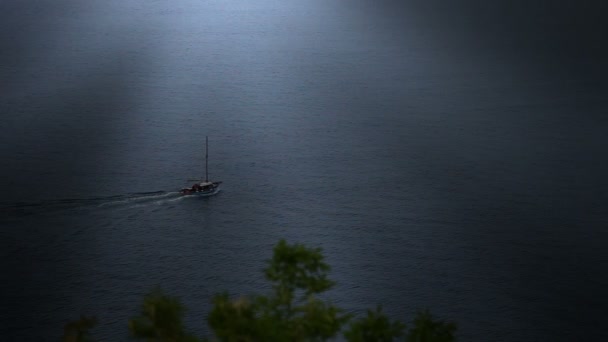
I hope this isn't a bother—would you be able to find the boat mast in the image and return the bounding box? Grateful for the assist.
[205,136,209,182]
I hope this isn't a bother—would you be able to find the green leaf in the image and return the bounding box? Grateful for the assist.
[63,315,97,342]
[406,309,457,342]
[264,239,335,303]
[344,305,405,342]
[129,287,199,341]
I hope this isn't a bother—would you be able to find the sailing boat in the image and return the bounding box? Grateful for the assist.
[180,136,222,196]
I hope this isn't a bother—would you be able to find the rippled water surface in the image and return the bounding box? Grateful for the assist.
[1,0,607,340]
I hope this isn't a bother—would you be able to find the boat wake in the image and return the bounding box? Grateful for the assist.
[1,190,195,216]
[99,191,181,207]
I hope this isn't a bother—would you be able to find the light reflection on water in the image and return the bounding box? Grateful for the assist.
[1,0,607,341]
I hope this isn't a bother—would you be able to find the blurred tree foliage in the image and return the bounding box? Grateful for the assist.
[63,315,97,342]
[63,239,456,341]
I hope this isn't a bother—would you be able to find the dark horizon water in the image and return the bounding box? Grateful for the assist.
[2,0,607,340]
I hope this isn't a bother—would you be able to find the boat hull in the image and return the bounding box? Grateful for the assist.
[180,182,221,196]
[181,188,220,196]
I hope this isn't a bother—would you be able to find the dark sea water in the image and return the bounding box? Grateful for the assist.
[1,0,607,341]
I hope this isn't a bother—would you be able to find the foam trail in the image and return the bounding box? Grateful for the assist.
[143,190,221,207]
[98,191,179,207]
[2,190,215,215]
[1,190,191,216]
